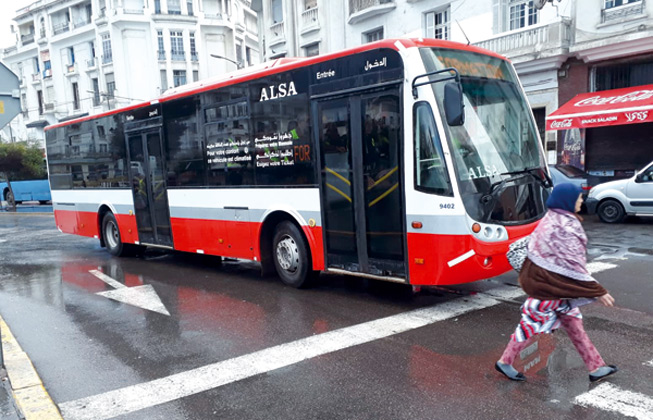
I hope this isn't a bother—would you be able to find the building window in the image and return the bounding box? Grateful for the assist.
[594,60,653,91]
[304,43,319,57]
[190,32,197,61]
[305,0,317,9]
[236,41,243,65]
[509,1,537,30]
[271,0,283,23]
[157,30,166,60]
[246,47,252,65]
[193,70,199,82]
[21,93,28,116]
[68,47,75,65]
[92,78,100,106]
[33,57,40,73]
[37,90,44,114]
[106,73,115,98]
[364,27,383,43]
[170,31,185,60]
[173,69,187,86]
[155,0,162,13]
[72,82,80,110]
[102,33,112,64]
[425,9,449,40]
[160,70,168,91]
[604,0,641,8]
[187,0,193,15]
[168,0,181,14]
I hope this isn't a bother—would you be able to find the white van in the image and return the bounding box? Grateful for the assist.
[586,161,653,223]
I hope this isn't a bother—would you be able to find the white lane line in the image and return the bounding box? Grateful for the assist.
[574,383,653,420]
[89,269,126,289]
[447,250,475,267]
[59,288,510,420]
[586,261,618,275]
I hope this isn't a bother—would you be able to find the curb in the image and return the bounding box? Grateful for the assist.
[0,317,63,420]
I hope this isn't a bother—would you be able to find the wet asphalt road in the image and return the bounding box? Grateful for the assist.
[0,212,652,420]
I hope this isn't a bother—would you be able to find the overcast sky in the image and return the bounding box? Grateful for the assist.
[1,0,36,50]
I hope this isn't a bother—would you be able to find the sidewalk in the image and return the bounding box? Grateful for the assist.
[0,370,21,420]
[0,201,52,215]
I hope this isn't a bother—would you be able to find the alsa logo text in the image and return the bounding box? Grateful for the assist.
[259,81,298,102]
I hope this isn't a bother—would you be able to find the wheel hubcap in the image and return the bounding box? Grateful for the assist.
[276,235,299,273]
[105,220,119,249]
[604,206,617,219]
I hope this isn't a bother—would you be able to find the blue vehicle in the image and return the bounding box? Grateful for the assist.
[1,179,51,204]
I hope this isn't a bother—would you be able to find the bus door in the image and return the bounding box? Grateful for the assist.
[315,89,406,277]
[126,126,173,247]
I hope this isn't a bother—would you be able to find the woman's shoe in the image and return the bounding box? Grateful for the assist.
[495,362,526,381]
[589,365,618,382]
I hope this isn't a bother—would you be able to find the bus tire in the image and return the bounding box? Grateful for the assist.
[102,212,130,257]
[597,199,625,223]
[272,221,317,288]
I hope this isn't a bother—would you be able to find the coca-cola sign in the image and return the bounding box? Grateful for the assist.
[550,119,573,129]
[574,90,653,107]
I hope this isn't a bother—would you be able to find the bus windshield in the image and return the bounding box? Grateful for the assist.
[420,47,548,224]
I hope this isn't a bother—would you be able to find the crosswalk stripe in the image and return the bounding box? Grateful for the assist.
[586,261,618,275]
[58,287,516,420]
[574,383,653,420]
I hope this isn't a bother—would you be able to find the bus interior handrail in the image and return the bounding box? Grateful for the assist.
[412,67,460,99]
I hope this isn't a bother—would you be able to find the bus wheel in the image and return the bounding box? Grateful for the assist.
[102,213,128,256]
[272,221,316,288]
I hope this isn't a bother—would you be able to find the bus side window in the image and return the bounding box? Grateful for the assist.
[414,102,452,196]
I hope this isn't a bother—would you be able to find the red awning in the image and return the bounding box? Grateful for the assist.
[546,85,653,131]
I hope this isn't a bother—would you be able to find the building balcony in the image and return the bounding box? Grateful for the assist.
[73,18,91,28]
[300,7,319,34]
[102,54,113,65]
[96,8,108,25]
[203,12,230,21]
[191,52,198,61]
[66,63,77,75]
[348,0,395,24]
[474,18,571,64]
[601,0,646,23]
[32,73,41,83]
[44,103,55,112]
[171,51,185,61]
[122,7,145,14]
[86,57,97,69]
[52,22,70,35]
[20,33,35,46]
[269,21,285,46]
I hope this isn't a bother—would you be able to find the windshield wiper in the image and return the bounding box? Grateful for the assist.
[501,167,552,188]
[480,167,551,205]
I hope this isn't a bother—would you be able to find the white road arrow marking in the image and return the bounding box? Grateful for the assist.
[89,270,170,316]
[645,359,653,368]
[574,383,653,420]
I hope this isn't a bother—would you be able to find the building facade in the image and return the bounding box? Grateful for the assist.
[1,0,259,147]
[253,0,653,172]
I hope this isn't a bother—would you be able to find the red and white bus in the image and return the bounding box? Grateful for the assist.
[45,38,550,288]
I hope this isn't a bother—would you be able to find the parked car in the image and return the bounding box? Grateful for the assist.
[585,161,653,223]
[548,164,601,196]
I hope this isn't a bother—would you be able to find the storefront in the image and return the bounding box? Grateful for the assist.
[546,84,653,179]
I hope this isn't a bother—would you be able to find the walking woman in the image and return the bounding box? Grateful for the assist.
[495,183,618,382]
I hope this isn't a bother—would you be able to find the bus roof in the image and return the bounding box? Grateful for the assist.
[45,38,507,131]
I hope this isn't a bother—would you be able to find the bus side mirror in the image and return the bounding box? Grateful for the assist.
[444,82,465,126]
